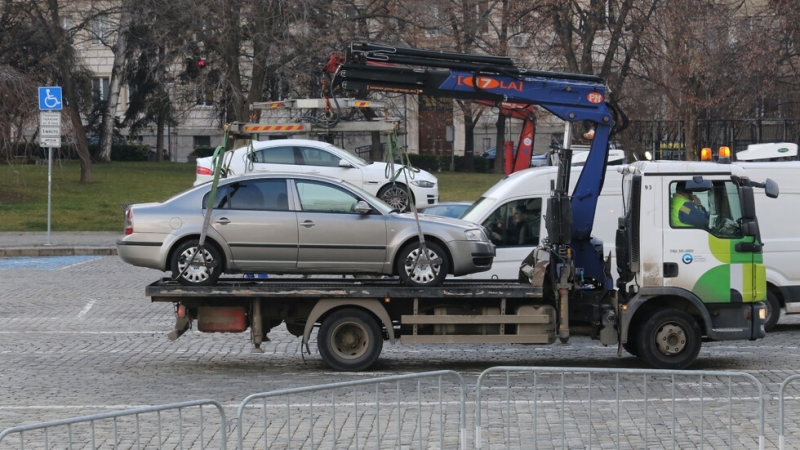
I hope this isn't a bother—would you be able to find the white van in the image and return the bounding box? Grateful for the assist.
[459,165,624,281]
[459,161,799,331]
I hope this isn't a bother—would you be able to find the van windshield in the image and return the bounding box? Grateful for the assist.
[461,197,497,223]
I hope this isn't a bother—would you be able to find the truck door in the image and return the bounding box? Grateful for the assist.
[662,179,761,303]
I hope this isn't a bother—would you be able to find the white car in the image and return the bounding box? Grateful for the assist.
[194,139,439,211]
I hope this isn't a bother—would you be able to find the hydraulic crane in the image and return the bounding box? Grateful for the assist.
[324,43,627,316]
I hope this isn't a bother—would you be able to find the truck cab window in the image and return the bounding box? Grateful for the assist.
[669,181,743,238]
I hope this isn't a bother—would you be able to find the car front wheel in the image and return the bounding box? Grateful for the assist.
[378,184,412,212]
[397,241,449,287]
[170,239,223,286]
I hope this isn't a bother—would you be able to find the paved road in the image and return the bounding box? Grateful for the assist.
[2,254,800,448]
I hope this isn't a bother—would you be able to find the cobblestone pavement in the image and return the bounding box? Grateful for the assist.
[2,254,800,448]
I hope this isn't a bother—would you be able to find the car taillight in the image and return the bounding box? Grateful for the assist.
[197,166,213,175]
[124,209,133,235]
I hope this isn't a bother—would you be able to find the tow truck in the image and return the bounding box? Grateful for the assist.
[144,42,776,371]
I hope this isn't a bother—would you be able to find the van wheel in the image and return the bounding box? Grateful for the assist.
[318,308,383,371]
[397,242,449,287]
[170,240,223,286]
[764,291,781,332]
[378,184,412,212]
[637,309,701,370]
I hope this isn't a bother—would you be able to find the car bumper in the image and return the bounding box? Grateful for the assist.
[408,184,439,209]
[116,237,168,270]
[450,240,495,276]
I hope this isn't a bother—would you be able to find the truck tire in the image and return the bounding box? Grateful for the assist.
[622,340,639,357]
[170,240,223,286]
[397,241,449,287]
[378,184,412,212]
[318,308,383,372]
[637,309,701,370]
[764,291,781,332]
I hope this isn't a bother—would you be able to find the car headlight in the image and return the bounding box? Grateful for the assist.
[464,229,488,241]
[410,180,436,188]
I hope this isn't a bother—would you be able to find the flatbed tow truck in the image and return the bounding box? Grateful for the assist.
[139,42,776,371]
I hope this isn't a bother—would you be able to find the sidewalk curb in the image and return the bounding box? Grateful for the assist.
[0,247,117,257]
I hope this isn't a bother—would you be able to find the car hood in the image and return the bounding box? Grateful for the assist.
[394,211,479,231]
[361,161,437,184]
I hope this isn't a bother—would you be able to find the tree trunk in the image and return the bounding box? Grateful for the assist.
[684,109,700,161]
[156,111,165,162]
[463,113,475,172]
[99,2,132,162]
[370,131,382,161]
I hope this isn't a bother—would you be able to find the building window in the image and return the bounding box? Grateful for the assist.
[92,77,110,102]
[90,17,110,45]
[195,84,213,106]
[193,136,211,148]
[60,16,73,30]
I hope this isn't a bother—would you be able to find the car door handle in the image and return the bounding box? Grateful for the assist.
[301,220,315,228]
[215,217,231,225]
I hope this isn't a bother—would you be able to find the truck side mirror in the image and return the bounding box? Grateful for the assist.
[764,178,779,199]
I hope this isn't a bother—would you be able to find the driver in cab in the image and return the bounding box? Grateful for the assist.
[670,181,709,229]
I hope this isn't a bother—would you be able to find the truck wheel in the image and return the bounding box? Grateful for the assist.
[318,308,383,372]
[170,240,223,286]
[378,184,411,212]
[397,241,449,287]
[764,291,781,332]
[622,340,639,357]
[637,309,701,370]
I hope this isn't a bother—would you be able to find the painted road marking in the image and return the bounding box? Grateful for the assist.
[0,255,101,270]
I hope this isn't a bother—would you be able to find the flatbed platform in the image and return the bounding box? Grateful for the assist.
[146,277,543,300]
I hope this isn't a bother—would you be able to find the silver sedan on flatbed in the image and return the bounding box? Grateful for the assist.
[117,173,495,287]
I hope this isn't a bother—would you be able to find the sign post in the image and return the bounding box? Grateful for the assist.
[38,87,63,246]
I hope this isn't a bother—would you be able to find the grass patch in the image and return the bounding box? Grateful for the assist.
[0,160,504,232]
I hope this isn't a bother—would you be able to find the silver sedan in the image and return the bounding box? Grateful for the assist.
[117,173,495,287]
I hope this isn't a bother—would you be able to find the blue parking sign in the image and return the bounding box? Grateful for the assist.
[39,86,63,110]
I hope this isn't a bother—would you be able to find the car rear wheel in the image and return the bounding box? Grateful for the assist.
[764,290,781,332]
[397,241,449,287]
[318,308,383,371]
[170,239,223,286]
[378,184,412,212]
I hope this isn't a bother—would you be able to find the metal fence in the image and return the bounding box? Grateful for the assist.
[779,374,800,450]
[474,366,765,450]
[7,368,800,450]
[0,399,227,450]
[235,370,465,450]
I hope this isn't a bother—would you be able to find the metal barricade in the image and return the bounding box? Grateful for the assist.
[779,374,800,450]
[0,399,227,450]
[235,370,466,450]
[475,366,764,450]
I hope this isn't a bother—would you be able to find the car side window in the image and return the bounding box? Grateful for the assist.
[202,185,230,209]
[252,146,296,165]
[482,198,542,247]
[227,182,266,210]
[300,147,340,167]
[295,180,359,214]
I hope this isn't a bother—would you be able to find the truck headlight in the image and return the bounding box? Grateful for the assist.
[410,180,435,188]
[464,229,487,241]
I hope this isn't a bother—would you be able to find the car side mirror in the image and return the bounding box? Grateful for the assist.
[354,201,372,214]
[339,159,353,168]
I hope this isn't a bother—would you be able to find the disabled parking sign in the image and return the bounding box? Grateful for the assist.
[38,86,63,110]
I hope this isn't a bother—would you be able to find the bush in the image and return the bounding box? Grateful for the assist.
[190,146,218,158]
[89,144,149,161]
[407,154,442,172]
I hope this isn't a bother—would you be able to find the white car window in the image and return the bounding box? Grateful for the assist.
[296,180,359,214]
[300,147,340,167]
[252,146,295,164]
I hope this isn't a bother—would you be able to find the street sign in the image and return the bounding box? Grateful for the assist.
[40,127,60,136]
[38,86,63,111]
[40,111,61,127]
[40,136,61,148]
